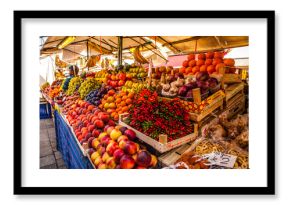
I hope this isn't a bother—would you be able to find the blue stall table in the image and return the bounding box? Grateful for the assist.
[54,110,93,169]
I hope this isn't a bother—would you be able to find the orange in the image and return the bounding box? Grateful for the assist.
[128,92,134,99]
[118,110,123,115]
[120,101,126,107]
[114,115,119,121]
[103,94,109,100]
[122,106,129,112]
[108,90,115,96]
[122,96,127,101]
[125,98,132,105]
[115,98,122,104]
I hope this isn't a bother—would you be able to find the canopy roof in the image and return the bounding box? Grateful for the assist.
[40,36,248,63]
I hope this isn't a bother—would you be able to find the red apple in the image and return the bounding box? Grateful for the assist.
[124,129,137,141]
[107,119,116,126]
[119,126,128,134]
[110,129,122,141]
[100,135,111,146]
[120,155,135,169]
[98,112,110,123]
[91,138,100,149]
[92,129,100,138]
[117,135,128,143]
[136,150,152,167]
[84,132,92,141]
[94,119,104,129]
[113,148,125,163]
[124,141,138,155]
[106,157,117,169]
[106,141,119,156]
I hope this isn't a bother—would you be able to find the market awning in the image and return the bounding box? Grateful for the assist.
[40,36,248,63]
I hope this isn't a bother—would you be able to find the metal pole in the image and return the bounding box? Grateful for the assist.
[118,36,123,66]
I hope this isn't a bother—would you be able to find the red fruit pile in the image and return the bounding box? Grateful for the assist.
[128,89,194,142]
[88,125,158,169]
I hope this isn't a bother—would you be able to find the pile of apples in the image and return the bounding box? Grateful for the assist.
[180,52,236,75]
[98,90,134,121]
[88,125,158,169]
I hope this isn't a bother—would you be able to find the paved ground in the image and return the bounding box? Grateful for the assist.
[40,118,67,169]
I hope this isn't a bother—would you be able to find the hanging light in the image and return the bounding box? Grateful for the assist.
[57,36,76,49]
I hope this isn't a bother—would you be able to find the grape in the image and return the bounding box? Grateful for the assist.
[66,77,83,96]
[78,78,101,99]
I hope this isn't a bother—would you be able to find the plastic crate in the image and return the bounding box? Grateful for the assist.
[40,102,52,119]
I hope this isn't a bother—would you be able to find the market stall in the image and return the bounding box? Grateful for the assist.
[40,36,249,169]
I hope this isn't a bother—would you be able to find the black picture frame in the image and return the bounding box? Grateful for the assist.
[14,10,275,195]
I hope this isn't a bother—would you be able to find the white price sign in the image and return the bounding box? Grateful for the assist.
[202,152,237,168]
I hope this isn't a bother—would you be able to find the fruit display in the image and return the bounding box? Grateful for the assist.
[66,77,84,96]
[78,78,101,99]
[99,90,135,121]
[85,85,112,106]
[127,89,194,142]
[179,52,236,75]
[64,100,157,169]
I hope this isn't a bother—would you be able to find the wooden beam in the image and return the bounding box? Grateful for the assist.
[162,36,204,46]
[156,36,181,53]
[89,36,118,50]
[88,40,112,54]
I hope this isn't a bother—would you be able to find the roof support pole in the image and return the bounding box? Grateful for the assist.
[118,36,123,66]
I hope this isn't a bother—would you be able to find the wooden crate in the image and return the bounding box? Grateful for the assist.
[119,113,198,153]
[224,83,244,105]
[189,94,224,126]
[158,137,205,167]
[225,96,245,119]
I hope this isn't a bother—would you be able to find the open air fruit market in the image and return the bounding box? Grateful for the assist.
[39,36,249,169]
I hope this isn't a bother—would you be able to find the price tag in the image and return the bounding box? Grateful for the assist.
[202,152,237,168]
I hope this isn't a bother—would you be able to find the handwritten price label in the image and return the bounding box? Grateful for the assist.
[202,152,237,168]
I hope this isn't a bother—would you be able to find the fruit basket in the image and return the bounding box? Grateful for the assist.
[119,113,198,153]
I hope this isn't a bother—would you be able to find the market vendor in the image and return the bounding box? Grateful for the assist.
[69,65,79,77]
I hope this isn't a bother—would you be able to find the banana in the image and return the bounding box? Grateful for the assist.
[136,46,149,64]
[133,47,143,64]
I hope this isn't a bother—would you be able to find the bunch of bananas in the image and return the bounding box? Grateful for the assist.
[66,77,83,96]
[78,78,100,99]
[132,46,148,64]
